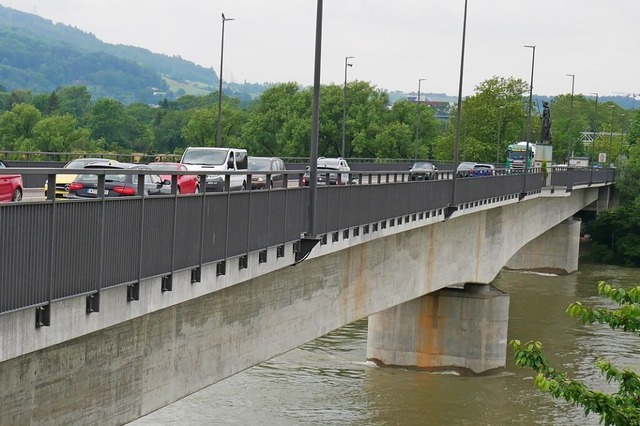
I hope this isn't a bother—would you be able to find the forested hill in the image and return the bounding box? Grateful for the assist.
[0,5,217,104]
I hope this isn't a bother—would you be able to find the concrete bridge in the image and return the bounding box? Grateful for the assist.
[0,166,615,424]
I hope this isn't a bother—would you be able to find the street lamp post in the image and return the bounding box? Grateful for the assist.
[591,92,598,164]
[620,113,625,162]
[521,44,536,201]
[341,56,354,158]
[414,78,426,160]
[447,0,468,220]
[216,13,235,148]
[566,74,575,164]
[609,105,614,164]
[495,105,504,163]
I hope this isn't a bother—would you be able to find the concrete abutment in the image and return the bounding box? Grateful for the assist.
[505,217,581,274]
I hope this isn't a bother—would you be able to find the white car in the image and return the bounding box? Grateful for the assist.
[317,157,350,184]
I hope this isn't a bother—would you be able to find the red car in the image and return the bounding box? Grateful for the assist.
[0,159,23,202]
[148,162,200,194]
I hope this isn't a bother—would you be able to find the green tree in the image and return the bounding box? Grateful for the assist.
[57,86,92,122]
[182,108,216,147]
[0,103,42,149]
[438,76,529,163]
[511,281,640,426]
[32,114,89,156]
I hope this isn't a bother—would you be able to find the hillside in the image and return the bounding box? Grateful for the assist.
[0,5,218,104]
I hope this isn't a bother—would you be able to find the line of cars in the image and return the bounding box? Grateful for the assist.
[39,148,290,199]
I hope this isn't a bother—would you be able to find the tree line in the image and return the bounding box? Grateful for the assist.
[1,77,637,164]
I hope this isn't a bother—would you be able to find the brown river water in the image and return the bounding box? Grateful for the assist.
[131,263,640,425]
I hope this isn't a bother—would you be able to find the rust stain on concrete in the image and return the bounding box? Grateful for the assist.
[415,294,442,368]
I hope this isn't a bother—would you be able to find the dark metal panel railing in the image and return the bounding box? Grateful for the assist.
[0,166,615,316]
[51,201,102,299]
[174,196,206,271]
[0,203,51,312]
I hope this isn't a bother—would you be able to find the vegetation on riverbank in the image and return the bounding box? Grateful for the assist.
[511,281,640,425]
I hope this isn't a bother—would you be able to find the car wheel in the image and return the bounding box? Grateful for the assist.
[242,181,247,191]
[12,188,22,202]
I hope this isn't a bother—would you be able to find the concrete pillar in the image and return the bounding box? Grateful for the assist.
[366,284,509,375]
[505,217,581,274]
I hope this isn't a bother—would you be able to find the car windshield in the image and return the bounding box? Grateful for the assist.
[457,162,476,170]
[412,162,433,169]
[248,158,272,171]
[182,149,227,165]
[509,152,527,160]
[77,173,127,183]
[65,159,108,168]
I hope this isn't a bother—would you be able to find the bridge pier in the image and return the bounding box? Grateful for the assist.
[366,283,509,375]
[505,217,581,274]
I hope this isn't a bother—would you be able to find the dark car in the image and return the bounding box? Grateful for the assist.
[0,159,23,202]
[68,163,172,198]
[248,156,286,189]
[409,161,437,181]
[148,162,200,194]
[302,166,349,186]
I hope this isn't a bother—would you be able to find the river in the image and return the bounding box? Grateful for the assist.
[131,263,640,425]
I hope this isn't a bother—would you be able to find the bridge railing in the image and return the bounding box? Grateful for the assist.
[0,166,608,318]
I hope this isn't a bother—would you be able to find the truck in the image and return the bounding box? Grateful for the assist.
[506,141,536,171]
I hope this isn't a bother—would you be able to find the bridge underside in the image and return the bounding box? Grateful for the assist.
[0,187,600,424]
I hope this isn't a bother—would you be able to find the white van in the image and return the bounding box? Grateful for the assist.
[180,147,248,191]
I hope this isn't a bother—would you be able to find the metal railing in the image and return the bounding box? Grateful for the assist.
[0,166,614,317]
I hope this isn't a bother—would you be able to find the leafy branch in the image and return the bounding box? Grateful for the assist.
[510,281,640,426]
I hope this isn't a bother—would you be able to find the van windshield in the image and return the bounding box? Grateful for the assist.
[182,149,227,166]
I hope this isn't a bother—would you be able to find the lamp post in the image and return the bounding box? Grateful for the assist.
[620,113,625,162]
[447,0,468,220]
[341,56,354,158]
[609,105,614,164]
[414,78,426,160]
[591,92,598,164]
[307,0,323,239]
[521,44,535,201]
[216,13,235,148]
[566,74,575,164]
[495,105,504,163]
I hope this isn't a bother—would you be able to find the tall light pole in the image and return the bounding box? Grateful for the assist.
[307,0,323,239]
[216,13,235,147]
[496,105,504,163]
[566,74,575,164]
[414,78,426,160]
[591,92,598,164]
[522,44,535,201]
[609,104,615,163]
[447,0,468,220]
[341,56,354,158]
[620,113,625,162]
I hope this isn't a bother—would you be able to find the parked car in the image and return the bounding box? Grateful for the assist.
[456,161,478,178]
[409,161,437,180]
[248,156,287,189]
[44,158,116,198]
[0,159,23,202]
[148,162,200,194]
[472,163,496,176]
[67,163,171,198]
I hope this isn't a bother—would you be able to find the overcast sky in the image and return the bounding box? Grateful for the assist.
[1,0,638,97]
